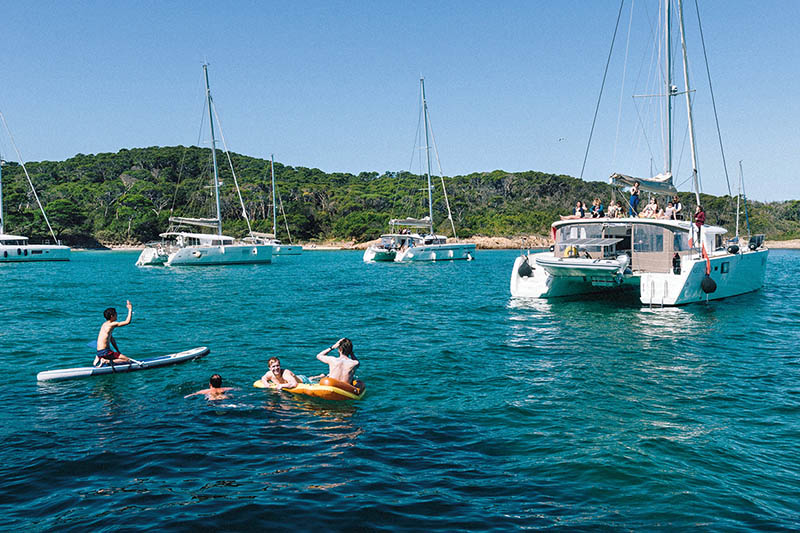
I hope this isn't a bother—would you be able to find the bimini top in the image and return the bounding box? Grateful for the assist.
[390,216,432,228]
[159,232,235,244]
[551,216,728,237]
[0,234,29,242]
[168,216,220,229]
[610,172,678,195]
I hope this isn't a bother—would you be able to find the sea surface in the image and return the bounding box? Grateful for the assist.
[1,249,798,531]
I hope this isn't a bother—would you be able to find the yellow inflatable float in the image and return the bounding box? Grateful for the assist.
[254,377,366,401]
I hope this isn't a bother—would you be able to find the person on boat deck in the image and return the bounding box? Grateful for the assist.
[315,338,359,384]
[664,201,677,220]
[94,301,133,366]
[628,181,640,216]
[672,195,683,219]
[607,200,621,218]
[261,357,300,390]
[560,201,586,220]
[694,205,705,229]
[590,198,605,218]
[639,197,659,218]
[185,374,235,400]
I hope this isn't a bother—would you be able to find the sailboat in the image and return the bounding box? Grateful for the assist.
[0,115,70,262]
[510,0,767,305]
[136,64,273,266]
[363,78,475,263]
[245,155,302,255]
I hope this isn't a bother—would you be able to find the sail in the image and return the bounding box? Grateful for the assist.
[609,172,678,195]
[168,216,220,229]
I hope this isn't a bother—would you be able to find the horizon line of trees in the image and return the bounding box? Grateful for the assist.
[1,145,798,246]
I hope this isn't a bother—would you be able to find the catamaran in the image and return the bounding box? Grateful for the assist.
[245,155,302,256]
[0,115,70,262]
[363,78,475,263]
[136,64,273,266]
[510,0,767,306]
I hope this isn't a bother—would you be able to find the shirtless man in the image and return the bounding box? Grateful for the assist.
[315,338,359,383]
[94,301,133,366]
[185,374,234,400]
[261,357,300,391]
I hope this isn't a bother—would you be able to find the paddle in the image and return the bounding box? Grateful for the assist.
[87,341,145,367]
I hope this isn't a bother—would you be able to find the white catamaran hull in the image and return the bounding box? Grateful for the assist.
[363,246,397,262]
[167,244,273,266]
[0,243,70,262]
[640,248,768,306]
[511,249,768,305]
[36,346,210,381]
[273,244,302,255]
[135,247,169,266]
[394,243,475,262]
[511,254,639,298]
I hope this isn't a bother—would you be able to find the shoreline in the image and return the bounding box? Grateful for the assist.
[70,236,800,251]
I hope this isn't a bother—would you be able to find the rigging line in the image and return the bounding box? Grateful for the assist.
[211,102,253,235]
[632,98,657,167]
[612,0,635,168]
[0,111,58,243]
[579,0,626,180]
[172,97,209,218]
[693,0,731,197]
[276,186,292,243]
[425,109,458,238]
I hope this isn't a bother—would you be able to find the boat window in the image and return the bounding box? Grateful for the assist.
[721,261,730,273]
[31,250,43,254]
[633,224,664,252]
[672,230,690,251]
[557,224,604,253]
[715,234,724,250]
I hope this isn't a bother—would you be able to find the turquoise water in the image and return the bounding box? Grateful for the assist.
[1,249,798,531]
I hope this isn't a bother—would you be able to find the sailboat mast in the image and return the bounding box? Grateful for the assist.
[0,157,4,235]
[271,154,277,237]
[736,160,743,238]
[203,64,223,236]
[677,0,702,205]
[665,0,672,176]
[420,78,434,234]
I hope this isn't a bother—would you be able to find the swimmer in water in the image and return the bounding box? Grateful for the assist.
[185,374,235,400]
[261,357,300,391]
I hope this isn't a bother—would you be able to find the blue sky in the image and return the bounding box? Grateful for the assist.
[0,0,797,201]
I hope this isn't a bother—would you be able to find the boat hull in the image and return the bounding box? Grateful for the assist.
[394,243,475,262]
[167,244,273,266]
[135,247,169,266]
[363,246,397,262]
[0,244,70,262]
[273,244,302,256]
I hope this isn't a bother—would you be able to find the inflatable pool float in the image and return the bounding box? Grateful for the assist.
[254,376,366,401]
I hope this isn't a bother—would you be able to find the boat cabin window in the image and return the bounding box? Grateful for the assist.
[0,238,27,246]
[633,224,664,252]
[556,224,604,254]
[673,231,691,251]
[715,234,724,250]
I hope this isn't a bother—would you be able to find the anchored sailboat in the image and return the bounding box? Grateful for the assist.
[0,113,70,262]
[246,155,302,256]
[364,78,475,263]
[510,0,767,305]
[136,64,273,266]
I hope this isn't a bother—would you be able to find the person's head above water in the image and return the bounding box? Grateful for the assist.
[209,374,222,388]
[268,357,281,373]
[338,338,354,358]
[103,308,117,321]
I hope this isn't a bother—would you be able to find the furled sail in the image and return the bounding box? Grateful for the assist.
[610,172,678,195]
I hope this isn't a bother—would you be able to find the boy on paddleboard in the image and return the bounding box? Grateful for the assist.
[94,301,133,366]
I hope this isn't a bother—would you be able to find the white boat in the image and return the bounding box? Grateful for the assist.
[136,65,272,267]
[0,118,70,262]
[244,155,302,256]
[37,346,209,381]
[364,78,475,263]
[510,0,767,306]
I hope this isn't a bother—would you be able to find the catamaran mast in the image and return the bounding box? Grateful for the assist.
[203,64,223,236]
[271,154,277,237]
[677,0,702,205]
[665,0,673,177]
[420,78,434,235]
[0,157,4,235]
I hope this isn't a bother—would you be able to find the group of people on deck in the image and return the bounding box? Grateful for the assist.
[560,181,690,221]
[93,302,359,401]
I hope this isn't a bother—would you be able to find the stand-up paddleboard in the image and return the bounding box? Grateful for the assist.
[37,346,210,381]
[254,376,366,401]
